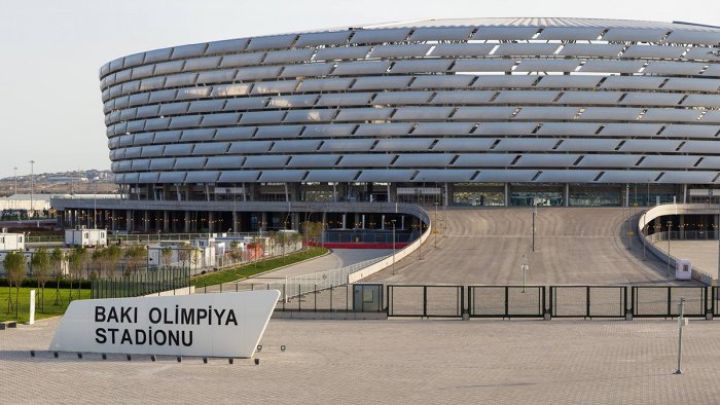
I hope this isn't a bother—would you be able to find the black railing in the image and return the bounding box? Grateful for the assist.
[551,286,627,318]
[91,267,190,299]
[382,285,715,320]
[186,282,720,320]
[468,286,545,318]
[387,285,464,318]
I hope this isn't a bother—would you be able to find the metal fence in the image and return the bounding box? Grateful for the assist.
[551,286,627,318]
[382,285,716,319]
[387,285,464,318]
[468,286,545,318]
[91,267,190,299]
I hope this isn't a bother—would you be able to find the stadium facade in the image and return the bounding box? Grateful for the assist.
[53,17,720,234]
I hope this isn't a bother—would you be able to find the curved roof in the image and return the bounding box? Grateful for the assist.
[361,17,720,32]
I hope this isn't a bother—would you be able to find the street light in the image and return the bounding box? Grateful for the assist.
[29,160,35,217]
[667,220,673,276]
[532,203,538,253]
[391,219,397,276]
[434,202,439,249]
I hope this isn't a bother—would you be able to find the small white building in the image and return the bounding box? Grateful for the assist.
[65,227,107,247]
[0,229,25,251]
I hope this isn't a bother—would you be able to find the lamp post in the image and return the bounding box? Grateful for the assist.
[29,160,35,217]
[667,220,673,275]
[391,219,397,276]
[434,202,439,249]
[532,203,537,253]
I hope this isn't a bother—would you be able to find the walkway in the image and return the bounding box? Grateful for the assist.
[2,317,720,404]
[365,207,689,286]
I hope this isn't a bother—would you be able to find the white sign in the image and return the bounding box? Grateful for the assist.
[49,290,280,358]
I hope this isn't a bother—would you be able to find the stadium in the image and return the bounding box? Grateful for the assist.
[53,18,720,261]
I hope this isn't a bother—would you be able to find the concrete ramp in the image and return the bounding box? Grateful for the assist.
[364,207,685,286]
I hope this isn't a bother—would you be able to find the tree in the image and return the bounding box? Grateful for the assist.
[4,251,26,319]
[161,247,173,268]
[105,245,122,278]
[67,247,88,300]
[50,248,64,305]
[91,248,107,280]
[31,248,51,312]
[123,245,146,276]
[302,221,323,246]
[177,242,191,269]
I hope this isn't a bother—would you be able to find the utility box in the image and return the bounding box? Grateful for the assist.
[353,284,384,312]
[0,229,25,251]
[675,259,693,281]
[65,227,107,248]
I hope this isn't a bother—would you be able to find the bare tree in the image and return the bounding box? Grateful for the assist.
[4,251,26,319]
[50,248,64,305]
[31,248,51,312]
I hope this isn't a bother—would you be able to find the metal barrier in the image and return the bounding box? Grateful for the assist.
[387,285,463,318]
[632,286,708,318]
[192,282,720,320]
[468,286,545,318]
[91,267,190,299]
[550,286,627,318]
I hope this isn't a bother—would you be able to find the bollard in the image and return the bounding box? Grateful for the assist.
[177,356,182,363]
[30,350,35,357]
[674,297,686,375]
[53,352,58,358]
[102,354,107,360]
[280,345,286,352]
[151,355,156,362]
[203,357,208,364]
[228,358,234,365]
[254,358,260,365]
[257,344,262,352]
[77,353,83,359]
[127,354,132,361]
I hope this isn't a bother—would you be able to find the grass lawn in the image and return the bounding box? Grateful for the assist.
[191,247,328,288]
[0,287,91,323]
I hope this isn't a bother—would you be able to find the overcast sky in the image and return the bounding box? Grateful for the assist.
[0,0,718,179]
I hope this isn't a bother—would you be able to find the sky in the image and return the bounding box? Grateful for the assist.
[0,0,718,179]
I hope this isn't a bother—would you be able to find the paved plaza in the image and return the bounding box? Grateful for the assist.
[366,207,691,286]
[3,316,720,404]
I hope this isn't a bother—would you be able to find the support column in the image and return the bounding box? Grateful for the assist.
[232,211,239,234]
[401,215,406,230]
[208,211,215,233]
[260,212,268,231]
[504,183,510,207]
[342,213,347,229]
[291,212,299,231]
[184,211,191,233]
[624,184,630,208]
[564,184,570,207]
[683,184,688,204]
[111,209,117,232]
[381,214,385,230]
[143,210,149,233]
[126,210,133,233]
[163,211,170,233]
